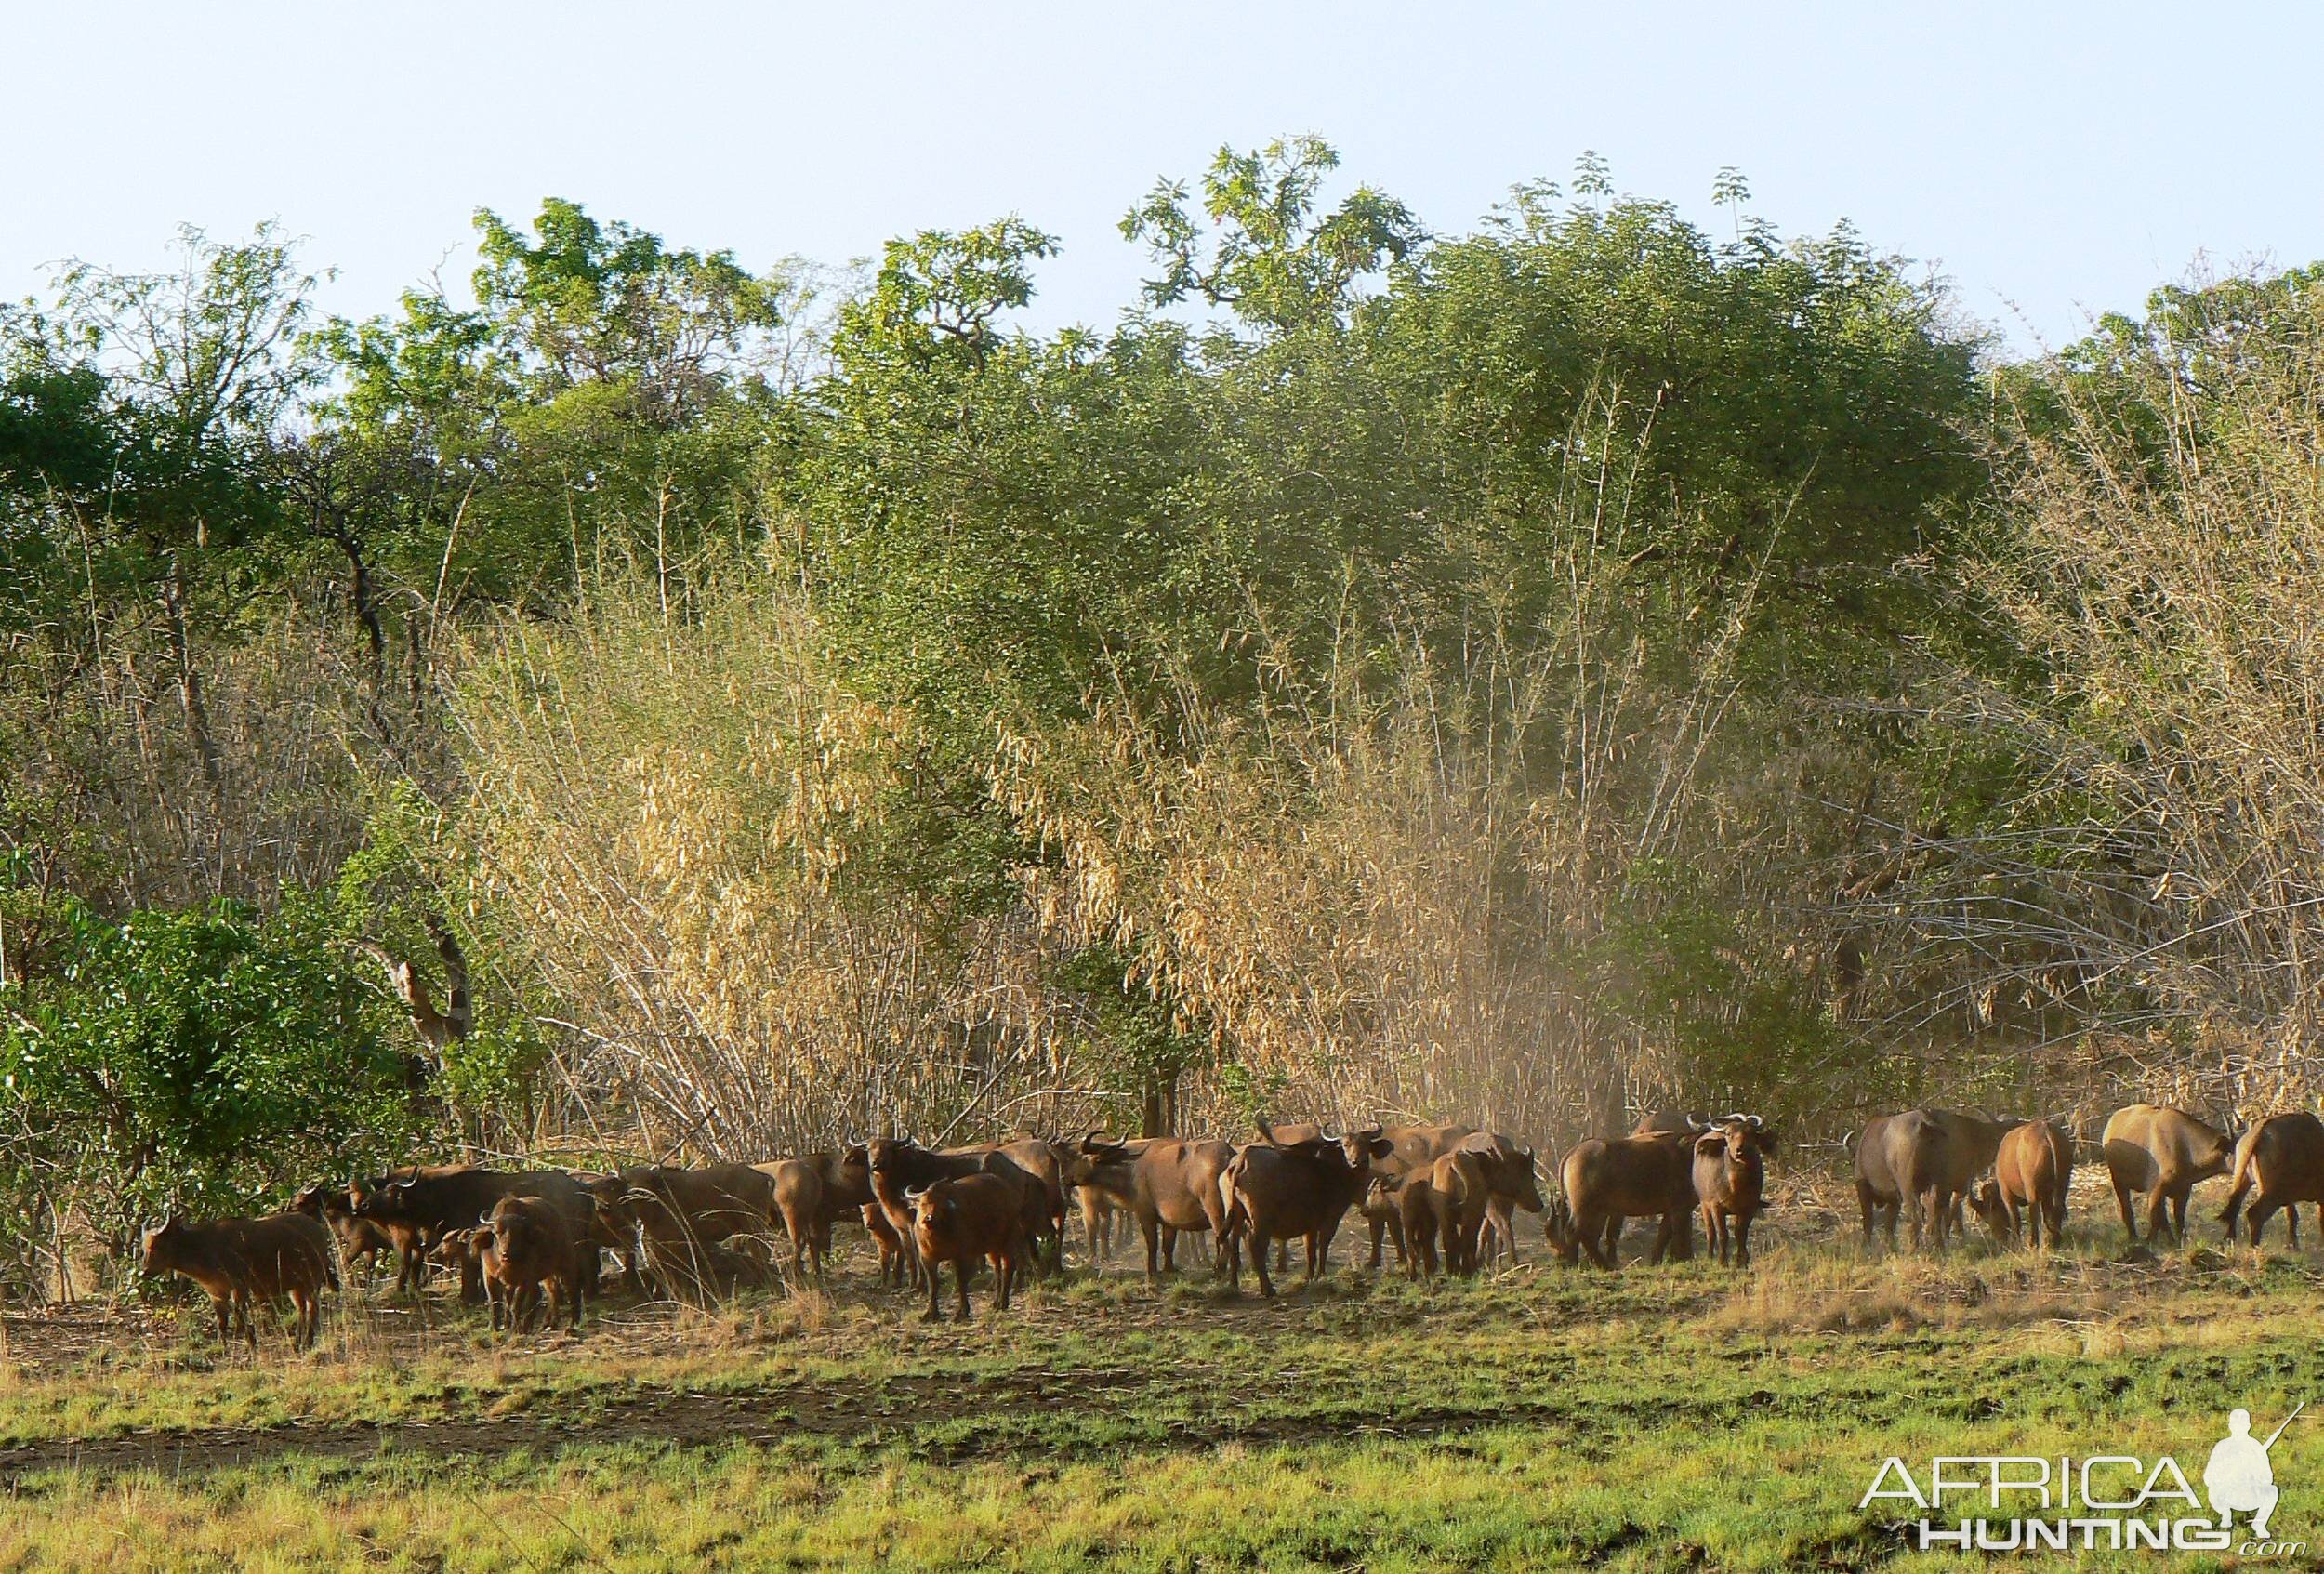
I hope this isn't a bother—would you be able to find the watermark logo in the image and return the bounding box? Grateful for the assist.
[1862,1404,2305,1556]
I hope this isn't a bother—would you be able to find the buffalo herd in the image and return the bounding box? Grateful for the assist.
[132,1101,2324,1348]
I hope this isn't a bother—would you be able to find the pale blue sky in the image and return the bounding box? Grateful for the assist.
[6,1,2317,356]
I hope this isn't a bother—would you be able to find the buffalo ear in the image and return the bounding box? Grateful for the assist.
[1693,1131,1726,1157]
[1759,1130,1781,1157]
[1367,1137,1394,1160]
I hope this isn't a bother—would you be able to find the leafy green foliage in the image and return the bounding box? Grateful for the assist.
[1123,135,1422,333]
[0,893,422,1280]
[1050,945,1213,1133]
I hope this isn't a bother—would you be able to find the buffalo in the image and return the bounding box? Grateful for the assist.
[1971,1118,2072,1250]
[1076,1133,1237,1280]
[289,1184,395,1279]
[140,1213,337,1350]
[906,1172,1031,1321]
[1854,1109,2019,1250]
[1218,1124,1392,1295]
[2101,1104,2234,1244]
[866,1138,1050,1288]
[353,1165,597,1301]
[2221,1112,2324,1247]
[475,1194,588,1332]
[1402,1149,1492,1276]
[1548,1131,1696,1268]
[1693,1115,1776,1268]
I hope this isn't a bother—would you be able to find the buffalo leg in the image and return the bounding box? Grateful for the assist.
[1251,1229,1276,1297]
[954,1262,973,1321]
[1734,1211,1753,1269]
[2145,1187,2172,1243]
[1368,1215,1387,1270]
[922,1260,944,1321]
[1576,1210,1615,1271]
[2114,1177,2141,1241]
[2168,1185,2190,1244]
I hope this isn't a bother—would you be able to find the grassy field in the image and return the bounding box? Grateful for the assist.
[5,1200,2324,1572]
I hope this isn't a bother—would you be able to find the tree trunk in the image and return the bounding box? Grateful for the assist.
[1140,1066,1177,1138]
[159,551,226,813]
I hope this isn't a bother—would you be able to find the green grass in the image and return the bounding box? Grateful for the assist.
[5,1233,2323,1570]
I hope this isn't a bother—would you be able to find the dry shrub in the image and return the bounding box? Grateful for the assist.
[448,574,1104,1154]
[449,517,1883,1156]
[1938,271,2324,1114]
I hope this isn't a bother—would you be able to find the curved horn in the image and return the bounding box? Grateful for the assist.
[904,1184,931,1202]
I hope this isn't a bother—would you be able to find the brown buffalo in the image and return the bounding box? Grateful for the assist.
[1854,1109,2019,1250]
[2221,1112,2324,1247]
[906,1172,1030,1321]
[353,1165,596,1301]
[1403,1149,1492,1276]
[140,1213,337,1350]
[867,1138,1049,1287]
[752,1146,880,1281]
[1360,1174,1411,1271]
[589,1164,779,1298]
[992,1136,1076,1268]
[1971,1119,2072,1249]
[753,1157,832,1278]
[289,1184,395,1278]
[1454,1131,1546,1268]
[863,1202,908,1284]
[1076,1133,1237,1279]
[1548,1131,1696,1268]
[2101,1104,2235,1244]
[1218,1124,1393,1295]
[474,1194,587,1332]
[1331,1121,1480,1269]
[1693,1115,1776,1267]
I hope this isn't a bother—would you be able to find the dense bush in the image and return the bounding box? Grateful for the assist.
[0,893,424,1294]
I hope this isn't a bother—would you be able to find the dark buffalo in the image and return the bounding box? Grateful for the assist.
[1218,1124,1392,1295]
[140,1213,337,1350]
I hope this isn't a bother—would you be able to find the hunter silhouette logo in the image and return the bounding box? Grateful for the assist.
[2206,1404,2299,1539]
[1863,1402,2306,1555]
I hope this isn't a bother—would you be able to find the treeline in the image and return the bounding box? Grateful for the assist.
[1,138,2317,1294]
